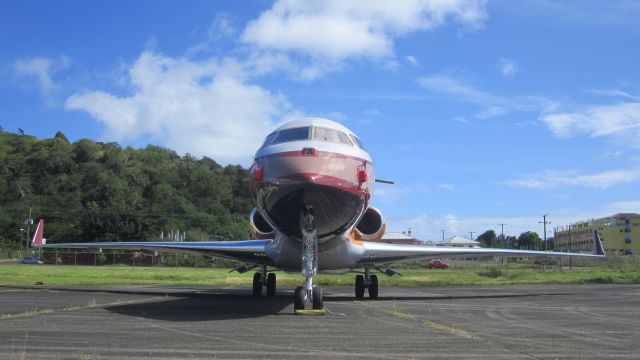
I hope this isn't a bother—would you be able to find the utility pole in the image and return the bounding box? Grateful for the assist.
[539,214,551,251]
[469,231,475,242]
[498,223,507,248]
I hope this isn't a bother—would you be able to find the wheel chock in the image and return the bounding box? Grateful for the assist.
[294,308,326,315]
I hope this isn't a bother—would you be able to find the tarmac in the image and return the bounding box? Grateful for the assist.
[0,284,638,359]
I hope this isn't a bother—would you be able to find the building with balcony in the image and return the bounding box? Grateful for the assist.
[555,213,639,255]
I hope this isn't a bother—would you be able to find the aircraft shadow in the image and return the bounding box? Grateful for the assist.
[7,285,572,320]
[105,291,571,321]
[105,293,294,321]
[324,292,571,302]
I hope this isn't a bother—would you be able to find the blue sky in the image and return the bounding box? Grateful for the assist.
[2,0,640,241]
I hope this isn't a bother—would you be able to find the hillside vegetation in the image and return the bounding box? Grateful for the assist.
[0,129,253,249]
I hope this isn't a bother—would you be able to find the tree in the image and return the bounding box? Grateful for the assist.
[54,131,69,143]
[504,236,518,249]
[477,230,498,248]
[0,128,252,247]
[546,236,555,250]
[517,231,542,250]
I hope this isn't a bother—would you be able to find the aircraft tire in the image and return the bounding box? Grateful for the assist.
[312,285,323,309]
[266,273,276,296]
[355,275,365,299]
[252,272,262,296]
[369,275,378,299]
[294,286,305,310]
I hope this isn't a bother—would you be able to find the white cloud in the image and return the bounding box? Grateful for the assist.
[418,71,548,118]
[374,184,427,204]
[600,150,624,159]
[418,71,503,105]
[241,0,487,64]
[374,187,411,204]
[606,200,640,213]
[65,51,291,165]
[325,111,347,122]
[586,89,640,101]
[443,213,460,233]
[453,116,469,124]
[497,58,518,78]
[506,167,640,190]
[391,200,640,242]
[405,55,420,67]
[187,13,237,55]
[475,106,507,119]
[14,56,70,96]
[437,183,456,191]
[394,212,573,242]
[540,102,640,147]
[364,108,383,117]
[420,72,640,148]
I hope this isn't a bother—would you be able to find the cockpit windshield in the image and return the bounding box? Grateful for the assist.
[349,135,365,150]
[260,125,364,150]
[261,127,310,148]
[313,127,353,146]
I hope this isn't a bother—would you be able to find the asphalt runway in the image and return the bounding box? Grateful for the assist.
[0,284,638,359]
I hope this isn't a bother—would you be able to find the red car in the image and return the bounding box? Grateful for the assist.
[427,260,449,269]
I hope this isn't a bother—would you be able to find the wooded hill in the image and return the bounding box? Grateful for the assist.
[0,128,253,249]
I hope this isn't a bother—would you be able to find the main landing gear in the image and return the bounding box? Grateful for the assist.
[294,207,323,311]
[252,265,277,297]
[355,266,378,299]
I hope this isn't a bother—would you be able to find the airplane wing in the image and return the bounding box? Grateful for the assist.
[358,230,605,266]
[30,220,274,265]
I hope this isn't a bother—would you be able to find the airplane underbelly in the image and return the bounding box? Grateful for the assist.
[267,234,364,271]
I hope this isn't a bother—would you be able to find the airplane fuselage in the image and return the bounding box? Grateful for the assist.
[250,118,375,271]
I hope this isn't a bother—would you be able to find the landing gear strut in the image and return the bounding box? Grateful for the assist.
[294,206,323,311]
[355,266,378,299]
[252,265,277,297]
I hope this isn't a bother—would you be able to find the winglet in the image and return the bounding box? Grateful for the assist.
[30,219,45,247]
[593,230,605,256]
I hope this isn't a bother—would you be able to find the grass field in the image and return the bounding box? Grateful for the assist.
[1,263,639,287]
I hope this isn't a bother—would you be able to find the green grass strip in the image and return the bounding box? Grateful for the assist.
[1,264,639,287]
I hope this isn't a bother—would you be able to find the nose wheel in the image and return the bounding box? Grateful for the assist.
[295,285,323,310]
[294,206,323,312]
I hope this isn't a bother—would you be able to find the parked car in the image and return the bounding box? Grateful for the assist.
[427,260,449,269]
[18,257,43,265]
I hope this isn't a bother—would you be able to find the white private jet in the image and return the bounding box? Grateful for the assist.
[32,118,605,311]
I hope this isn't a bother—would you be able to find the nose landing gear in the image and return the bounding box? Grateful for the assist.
[294,207,324,312]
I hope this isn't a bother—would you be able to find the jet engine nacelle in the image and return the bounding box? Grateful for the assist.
[353,207,386,242]
[249,208,275,240]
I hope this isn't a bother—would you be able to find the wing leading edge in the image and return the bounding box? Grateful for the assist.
[32,237,273,265]
[358,230,605,265]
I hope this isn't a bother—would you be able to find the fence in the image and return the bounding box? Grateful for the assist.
[0,248,241,268]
